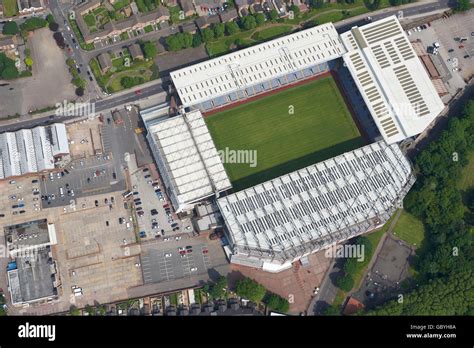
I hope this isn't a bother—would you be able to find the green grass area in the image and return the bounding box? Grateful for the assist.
[392,210,425,248]
[251,25,292,41]
[113,0,130,10]
[169,293,178,306]
[3,0,18,17]
[84,14,96,27]
[120,31,129,40]
[206,76,364,190]
[460,151,474,190]
[144,24,154,33]
[91,55,158,93]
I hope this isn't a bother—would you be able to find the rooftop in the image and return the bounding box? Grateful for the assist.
[170,22,345,108]
[8,248,56,305]
[142,109,231,211]
[218,140,414,263]
[340,16,445,144]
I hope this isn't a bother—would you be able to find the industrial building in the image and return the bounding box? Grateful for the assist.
[217,141,415,272]
[0,123,70,180]
[4,220,59,306]
[340,16,445,144]
[141,106,231,213]
[170,22,344,111]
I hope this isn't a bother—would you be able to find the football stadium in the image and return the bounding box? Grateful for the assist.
[143,16,445,272]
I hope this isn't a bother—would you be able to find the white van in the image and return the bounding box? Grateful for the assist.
[59,187,64,197]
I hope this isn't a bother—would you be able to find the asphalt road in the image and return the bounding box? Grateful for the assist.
[0,83,166,133]
[336,0,451,32]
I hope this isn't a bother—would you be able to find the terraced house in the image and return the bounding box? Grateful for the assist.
[75,0,170,43]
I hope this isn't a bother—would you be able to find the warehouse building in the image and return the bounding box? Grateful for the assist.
[170,22,345,111]
[217,141,415,272]
[141,106,232,212]
[340,16,445,144]
[0,123,69,180]
[5,220,59,306]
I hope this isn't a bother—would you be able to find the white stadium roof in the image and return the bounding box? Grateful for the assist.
[340,16,444,144]
[218,140,414,266]
[170,22,345,108]
[144,109,232,212]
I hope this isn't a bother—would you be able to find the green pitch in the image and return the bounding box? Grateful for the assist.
[206,76,365,190]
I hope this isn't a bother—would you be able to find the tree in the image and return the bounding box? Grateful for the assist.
[0,53,19,80]
[240,15,257,31]
[69,306,81,316]
[213,23,225,38]
[49,22,59,32]
[234,38,246,48]
[46,14,55,24]
[235,277,266,303]
[142,41,157,59]
[225,21,239,36]
[264,293,290,313]
[289,5,300,16]
[85,304,95,315]
[254,13,266,26]
[75,87,84,96]
[209,276,228,299]
[2,21,19,35]
[192,32,202,47]
[336,274,354,292]
[455,0,470,11]
[166,35,181,51]
[363,0,381,11]
[367,270,474,315]
[201,28,215,42]
[268,9,279,21]
[24,57,33,68]
[309,0,325,8]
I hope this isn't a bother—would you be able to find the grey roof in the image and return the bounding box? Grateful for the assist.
[129,43,143,59]
[97,53,112,70]
[219,8,238,22]
[195,14,221,28]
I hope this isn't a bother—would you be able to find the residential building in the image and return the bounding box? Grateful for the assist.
[97,53,112,73]
[0,36,15,51]
[218,8,238,22]
[76,3,170,43]
[194,0,225,16]
[17,0,44,14]
[129,43,144,60]
[195,14,220,29]
[179,22,197,33]
[179,0,196,16]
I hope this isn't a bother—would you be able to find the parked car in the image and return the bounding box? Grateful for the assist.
[150,209,158,216]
